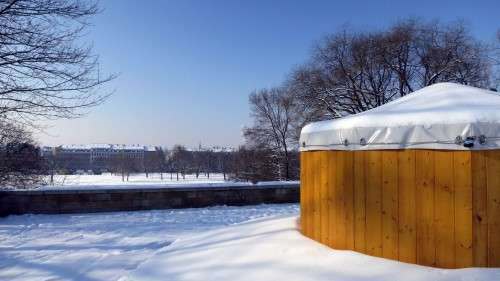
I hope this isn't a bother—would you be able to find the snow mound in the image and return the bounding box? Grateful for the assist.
[300,83,500,151]
[126,215,500,281]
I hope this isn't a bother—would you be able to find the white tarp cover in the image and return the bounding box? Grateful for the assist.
[300,83,500,151]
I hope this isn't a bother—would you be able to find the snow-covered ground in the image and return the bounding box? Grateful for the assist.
[31,173,298,191]
[1,204,499,281]
[128,216,500,281]
[48,173,227,186]
[0,204,299,281]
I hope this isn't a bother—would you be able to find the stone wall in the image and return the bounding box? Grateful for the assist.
[0,183,299,216]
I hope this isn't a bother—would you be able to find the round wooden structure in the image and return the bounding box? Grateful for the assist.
[299,84,500,268]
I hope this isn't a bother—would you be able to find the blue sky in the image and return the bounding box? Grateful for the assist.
[37,0,500,147]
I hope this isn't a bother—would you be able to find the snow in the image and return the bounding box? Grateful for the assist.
[28,173,298,191]
[47,173,227,187]
[1,204,498,281]
[127,216,500,281]
[0,204,299,281]
[300,83,500,150]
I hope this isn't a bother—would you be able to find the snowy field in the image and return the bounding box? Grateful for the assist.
[1,204,499,281]
[48,173,227,187]
[0,204,299,280]
[32,173,298,191]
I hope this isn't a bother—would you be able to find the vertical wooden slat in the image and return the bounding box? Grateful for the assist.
[398,150,416,263]
[365,151,383,257]
[434,151,455,268]
[300,152,307,236]
[416,150,436,266]
[334,151,347,249]
[453,151,473,268]
[472,151,488,267]
[312,152,321,241]
[319,151,330,245]
[305,152,313,238]
[353,151,367,252]
[344,151,355,250]
[382,151,399,260]
[327,151,338,248]
[487,150,500,267]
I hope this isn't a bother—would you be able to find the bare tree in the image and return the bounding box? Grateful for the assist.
[170,145,190,180]
[154,147,166,180]
[0,0,112,188]
[0,0,114,127]
[290,19,492,121]
[244,87,300,180]
[0,121,44,188]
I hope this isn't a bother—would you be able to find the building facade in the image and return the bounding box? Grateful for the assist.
[42,144,161,173]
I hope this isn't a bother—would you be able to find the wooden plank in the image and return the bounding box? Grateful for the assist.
[327,151,338,248]
[344,151,355,250]
[353,151,367,252]
[334,151,347,249]
[487,150,500,267]
[300,152,307,236]
[398,150,416,263]
[312,152,321,241]
[306,152,314,239]
[301,152,313,238]
[434,150,455,268]
[382,151,399,260]
[365,151,383,257]
[453,151,473,268]
[415,150,436,266]
[319,152,330,245]
[472,151,488,267]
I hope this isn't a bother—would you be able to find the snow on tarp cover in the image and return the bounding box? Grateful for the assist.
[300,82,500,151]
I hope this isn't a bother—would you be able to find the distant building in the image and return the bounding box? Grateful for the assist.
[42,144,161,173]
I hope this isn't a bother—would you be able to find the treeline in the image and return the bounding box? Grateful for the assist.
[107,145,300,183]
[241,19,500,181]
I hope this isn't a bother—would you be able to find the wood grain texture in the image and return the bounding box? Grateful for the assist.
[365,151,383,256]
[382,151,399,260]
[453,151,473,268]
[319,152,330,245]
[300,150,500,268]
[472,151,488,266]
[397,150,416,263]
[434,151,455,268]
[415,150,436,267]
[486,150,500,267]
[327,151,337,249]
[353,151,367,252]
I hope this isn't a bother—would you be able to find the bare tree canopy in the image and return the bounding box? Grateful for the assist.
[0,121,44,188]
[244,87,301,180]
[289,19,493,121]
[0,0,114,126]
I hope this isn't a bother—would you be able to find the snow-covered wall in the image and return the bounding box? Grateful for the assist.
[0,183,299,216]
